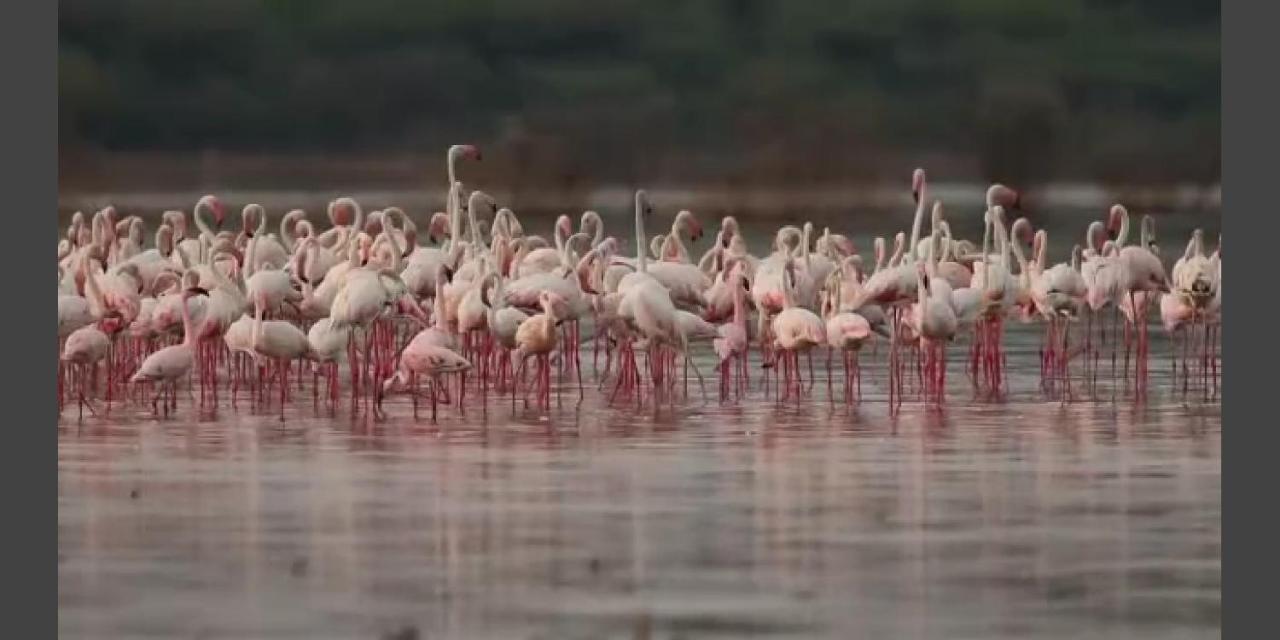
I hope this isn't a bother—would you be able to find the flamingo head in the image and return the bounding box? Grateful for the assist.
[427,211,450,245]
[555,214,574,240]
[1107,205,1127,237]
[330,198,358,227]
[241,204,265,237]
[364,210,386,237]
[98,310,126,336]
[831,234,856,258]
[987,184,1020,210]
[678,210,704,243]
[1012,218,1034,245]
[1087,221,1107,252]
[197,195,226,226]
[911,168,926,203]
[455,144,481,161]
[579,210,601,236]
[282,209,305,235]
[720,215,740,238]
[635,190,654,217]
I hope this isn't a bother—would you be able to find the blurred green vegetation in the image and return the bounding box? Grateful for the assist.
[59,0,1219,186]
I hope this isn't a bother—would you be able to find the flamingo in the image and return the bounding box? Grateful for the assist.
[307,317,349,407]
[480,271,530,393]
[514,290,568,410]
[1111,207,1171,394]
[912,259,958,406]
[244,232,302,317]
[768,258,826,402]
[129,286,209,416]
[712,260,752,401]
[517,214,575,277]
[380,341,472,422]
[236,204,289,271]
[822,274,873,404]
[61,322,111,420]
[1030,241,1088,396]
[610,191,701,402]
[248,290,318,419]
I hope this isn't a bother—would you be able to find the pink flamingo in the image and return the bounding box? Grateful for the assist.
[822,274,873,405]
[130,286,208,416]
[1113,209,1171,397]
[713,260,752,401]
[768,258,826,402]
[61,322,111,420]
[380,342,472,423]
[514,291,568,411]
[249,290,318,420]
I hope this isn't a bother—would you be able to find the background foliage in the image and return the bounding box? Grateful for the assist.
[59,0,1219,187]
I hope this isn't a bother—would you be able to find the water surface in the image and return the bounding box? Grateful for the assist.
[59,201,1221,639]
[59,323,1221,640]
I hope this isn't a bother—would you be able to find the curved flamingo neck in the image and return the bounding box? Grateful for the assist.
[433,274,449,331]
[732,277,747,327]
[1034,230,1048,272]
[634,198,647,274]
[244,233,258,277]
[1114,207,1131,247]
[280,211,303,254]
[251,294,265,352]
[908,175,928,264]
[669,213,693,263]
[193,200,218,242]
[781,261,798,310]
[586,213,604,248]
[801,223,813,271]
[81,258,107,317]
[888,234,905,268]
[447,182,464,253]
[181,293,198,346]
[538,297,557,342]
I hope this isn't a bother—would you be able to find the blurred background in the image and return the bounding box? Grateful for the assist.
[58,0,1219,213]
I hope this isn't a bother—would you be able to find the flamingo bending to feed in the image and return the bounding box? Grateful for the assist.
[380,340,472,423]
[61,321,112,420]
[713,260,752,401]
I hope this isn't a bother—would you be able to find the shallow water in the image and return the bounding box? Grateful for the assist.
[59,199,1221,638]
[58,319,1221,639]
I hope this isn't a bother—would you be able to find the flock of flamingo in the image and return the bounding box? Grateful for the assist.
[56,145,1222,423]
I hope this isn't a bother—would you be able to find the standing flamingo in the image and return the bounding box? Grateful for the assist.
[514,291,568,410]
[130,287,208,416]
[768,258,826,402]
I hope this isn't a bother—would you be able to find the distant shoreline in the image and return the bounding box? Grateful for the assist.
[58,183,1221,219]
[59,148,1220,216]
